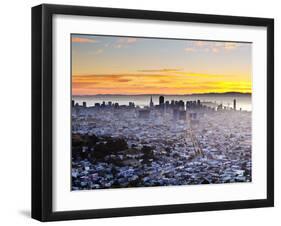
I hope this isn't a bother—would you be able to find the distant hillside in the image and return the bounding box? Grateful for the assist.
[185,92,251,96]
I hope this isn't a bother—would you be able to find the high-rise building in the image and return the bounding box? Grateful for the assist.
[139,109,150,119]
[179,100,185,109]
[217,104,223,111]
[150,96,154,108]
[189,112,197,120]
[72,100,75,107]
[82,101,87,107]
[186,101,191,110]
[173,109,179,121]
[233,99,236,111]
[179,110,187,120]
[129,102,135,108]
[159,96,164,105]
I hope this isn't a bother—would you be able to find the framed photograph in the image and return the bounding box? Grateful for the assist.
[32,4,274,221]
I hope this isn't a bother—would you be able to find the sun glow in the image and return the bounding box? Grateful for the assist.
[72,34,252,95]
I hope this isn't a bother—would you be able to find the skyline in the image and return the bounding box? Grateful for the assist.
[72,34,252,95]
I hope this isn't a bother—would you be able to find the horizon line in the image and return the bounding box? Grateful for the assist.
[73,91,252,96]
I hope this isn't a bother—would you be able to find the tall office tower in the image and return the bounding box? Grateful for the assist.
[233,99,236,111]
[173,109,179,121]
[186,101,191,110]
[179,110,187,120]
[72,100,75,107]
[179,100,185,109]
[139,109,150,119]
[150,96,154,108]
[82,101,87,107]
[159,96,164,105]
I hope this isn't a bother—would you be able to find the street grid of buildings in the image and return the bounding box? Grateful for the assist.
[71,96,252,190]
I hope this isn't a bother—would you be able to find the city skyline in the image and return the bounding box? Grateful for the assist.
[72,34,252,95]
[72,89,252,189]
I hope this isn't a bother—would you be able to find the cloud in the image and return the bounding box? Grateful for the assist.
[184,47,195,52]
[92,49,103,55]
[184,40,241,53]
[72,37,97,43]
[114,44,123,49]
[194,41,205,47]
[211,47,219,53]
[117,78,132,82]
[175,71,225,78]
[126,38,137,43]
[224,42,237,50]
[72,72,252,95]
[138,68,183,73]
[113,37,138,48]
[184,41,210,53]
[118,37,137,44]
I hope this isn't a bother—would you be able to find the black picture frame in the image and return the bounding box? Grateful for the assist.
[32,4,274,222]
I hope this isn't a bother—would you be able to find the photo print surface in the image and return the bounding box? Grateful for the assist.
[71,34,252,190]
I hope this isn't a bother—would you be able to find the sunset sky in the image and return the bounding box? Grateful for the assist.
[72,34,252,95]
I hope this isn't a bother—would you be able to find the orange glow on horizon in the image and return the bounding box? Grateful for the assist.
[72,72,252,95]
